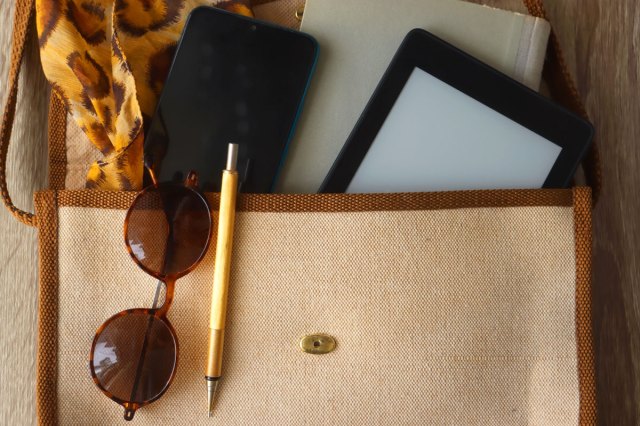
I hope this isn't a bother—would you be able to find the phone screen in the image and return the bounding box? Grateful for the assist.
[144,7,318,192]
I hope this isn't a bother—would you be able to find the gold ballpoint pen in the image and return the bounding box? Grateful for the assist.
[206,143,239,417]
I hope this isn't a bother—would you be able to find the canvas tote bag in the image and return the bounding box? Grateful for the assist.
[0,0,599,424]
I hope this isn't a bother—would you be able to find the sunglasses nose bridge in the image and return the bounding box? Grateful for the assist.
[155,278,176,318]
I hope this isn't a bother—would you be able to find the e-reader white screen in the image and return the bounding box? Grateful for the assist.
[346,68,563,193]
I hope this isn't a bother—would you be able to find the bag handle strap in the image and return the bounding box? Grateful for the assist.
[523,0,602,202]
[0,0,38,226]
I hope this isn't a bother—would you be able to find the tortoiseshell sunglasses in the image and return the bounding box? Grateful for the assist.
[89,171,212,420]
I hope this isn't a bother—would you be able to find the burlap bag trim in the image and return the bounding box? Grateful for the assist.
[35,189,58,425]
[572,188,595,424]
[54,188,572,212]
[34,187,594,425]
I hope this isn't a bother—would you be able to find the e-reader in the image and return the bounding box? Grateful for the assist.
[319,29,593,193]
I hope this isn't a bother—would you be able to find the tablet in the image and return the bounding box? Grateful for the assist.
[319,29,593,193]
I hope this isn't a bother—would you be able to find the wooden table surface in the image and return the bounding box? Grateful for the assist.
[546,2,640,424]
[1,1,638,424]
[474,1,640,424]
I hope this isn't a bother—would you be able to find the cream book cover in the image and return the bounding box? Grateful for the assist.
[276,0,550,193]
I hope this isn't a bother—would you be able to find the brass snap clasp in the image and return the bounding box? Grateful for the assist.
[299,334,336,354]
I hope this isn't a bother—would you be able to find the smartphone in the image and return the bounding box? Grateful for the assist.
[144,6,318,192]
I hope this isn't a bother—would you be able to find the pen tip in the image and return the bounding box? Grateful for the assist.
[207,378,219,417]
[208,411,212,418]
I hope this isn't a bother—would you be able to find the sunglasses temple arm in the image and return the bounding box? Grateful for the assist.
[126,278,176,421]
[149,197,178,311]
[125,314,156,420]
[126,223,177,419]
[150,229,175,310]
[154,225,178,316]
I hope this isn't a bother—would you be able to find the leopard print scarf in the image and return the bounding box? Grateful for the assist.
[36,0,253,190]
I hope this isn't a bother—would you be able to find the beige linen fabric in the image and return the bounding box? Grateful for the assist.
[54,203,580,425]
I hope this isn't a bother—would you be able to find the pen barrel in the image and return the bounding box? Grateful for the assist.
[206,328,225,378]
[209,169,238,330]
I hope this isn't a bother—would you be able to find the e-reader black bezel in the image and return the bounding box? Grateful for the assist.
[319,28,593,193]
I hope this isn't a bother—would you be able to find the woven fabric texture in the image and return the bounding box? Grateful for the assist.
[33,189,593,425]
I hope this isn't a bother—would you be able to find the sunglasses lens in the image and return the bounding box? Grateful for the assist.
[126,184,211,277]
[91,312,177,404]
